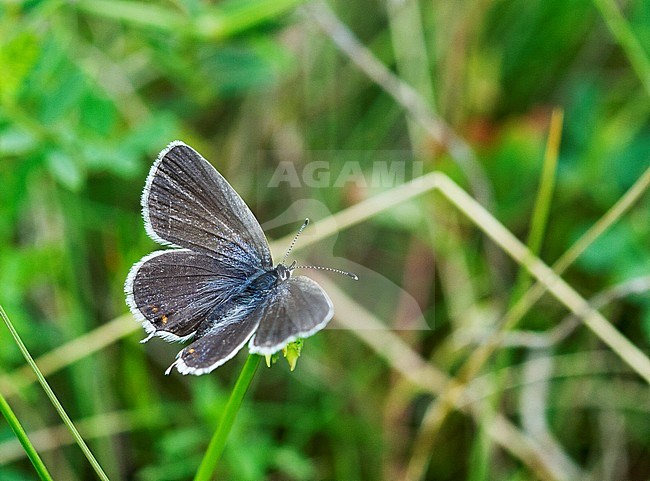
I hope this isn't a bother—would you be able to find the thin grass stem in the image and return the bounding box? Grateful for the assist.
[0,407,170,464]
[0,390,53,481]
[319,276,577,481]
[501,164,650,340]
[193,354,261,481]
[592,0,650,97]
[0,305,109,481]
[304,1,494,208]
[2,314,136,398]
[435,175,650,383]
[511,108,563,301]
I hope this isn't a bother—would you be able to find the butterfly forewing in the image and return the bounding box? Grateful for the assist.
[143,141,273,271]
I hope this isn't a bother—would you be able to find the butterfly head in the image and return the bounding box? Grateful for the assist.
[275,262,292,282]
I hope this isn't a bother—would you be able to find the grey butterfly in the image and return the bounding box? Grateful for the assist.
[124,141,356,375]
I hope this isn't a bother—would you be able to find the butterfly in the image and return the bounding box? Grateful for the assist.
[124,141,356,375]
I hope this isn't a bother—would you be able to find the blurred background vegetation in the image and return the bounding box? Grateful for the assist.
[1,0,650,480]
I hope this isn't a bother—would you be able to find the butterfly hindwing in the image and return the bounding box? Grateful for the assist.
[248,276,334,355]
[169,303,263,375]
[167,276,333,375]
[125,249,247,342]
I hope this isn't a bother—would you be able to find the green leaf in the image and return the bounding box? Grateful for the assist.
[79,94,117,136]
[77,0,186,31]
[46,150,85,190]
[194,0,307,40]
[0,125,38,156]
[0,32,40,102]
[40,68,86,125]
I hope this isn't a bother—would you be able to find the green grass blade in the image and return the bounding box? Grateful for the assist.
[525,109,564,258]
[194,354,261,481]
[198,0,308,40]
[510,108,564,302]
[0,305,110,481]
[0,390,53,481]
[593,0,650,97]
[77,0,307,40]
[76,0,184,31]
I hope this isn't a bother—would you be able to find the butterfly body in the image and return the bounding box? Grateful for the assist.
[192,265,289,339]
[125,141,337,375]
[242,264,290,296]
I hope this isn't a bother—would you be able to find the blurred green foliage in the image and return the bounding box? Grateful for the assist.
[1,0,650,480]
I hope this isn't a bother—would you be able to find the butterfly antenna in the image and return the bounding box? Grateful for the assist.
[282,218,310,265]
[292,264,359,281]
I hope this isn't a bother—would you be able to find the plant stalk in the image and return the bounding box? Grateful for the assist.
[0,390,53,481]
[193,354,261,481]
[0,305,109,481]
